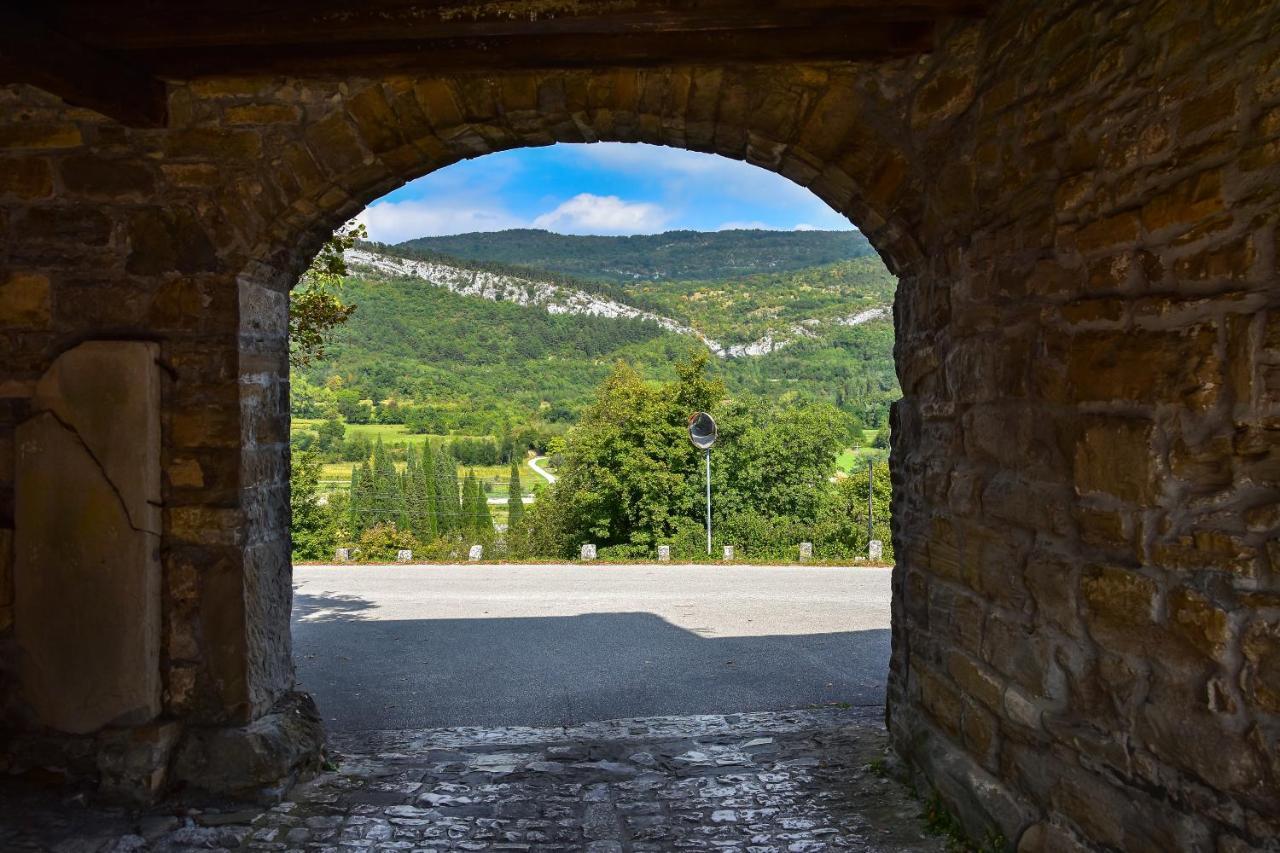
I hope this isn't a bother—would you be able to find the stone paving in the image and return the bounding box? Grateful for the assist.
[0,708,944,852]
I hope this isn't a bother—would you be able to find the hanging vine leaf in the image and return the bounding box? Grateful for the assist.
[290,222,365,367]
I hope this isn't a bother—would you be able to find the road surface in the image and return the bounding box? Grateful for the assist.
[528,455,557,483]
[292,563,891,731]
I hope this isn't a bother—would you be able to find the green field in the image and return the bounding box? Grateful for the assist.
[836,429,888,473]
[294,417,542,501]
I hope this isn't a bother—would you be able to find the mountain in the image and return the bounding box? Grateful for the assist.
[346,247,891,358]
[394,228,877,282]
[293,230,899,436]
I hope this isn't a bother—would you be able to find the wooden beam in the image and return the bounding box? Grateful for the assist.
[50,0,990,49]
[0,9,167,128]
[123,22,936,78]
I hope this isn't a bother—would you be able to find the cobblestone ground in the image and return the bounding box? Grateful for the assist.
[0,708,944,852]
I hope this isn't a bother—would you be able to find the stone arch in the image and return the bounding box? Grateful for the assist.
[234,65,933,290]
[0,1,1277,848]
[217,64,940,755]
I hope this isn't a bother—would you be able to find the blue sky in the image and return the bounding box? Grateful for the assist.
[354,142,855,243]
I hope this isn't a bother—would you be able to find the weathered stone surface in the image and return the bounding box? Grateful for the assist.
[0,708,945,853]
[14,341,161,734]
[173,692,324,798]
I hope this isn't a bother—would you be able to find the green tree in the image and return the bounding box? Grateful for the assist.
[350,457,374,535]
[369,438,403,527]
[506,458,525,531]
[522,355,722,555]
[402,445,433,542]
[314,414,345,454]
[291,451,337,560]
[290,223,364,368]
[434,448,461,534]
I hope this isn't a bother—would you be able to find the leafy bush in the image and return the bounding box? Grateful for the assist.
[350,523,421,563]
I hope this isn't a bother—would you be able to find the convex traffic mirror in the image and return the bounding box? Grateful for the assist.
[688,411,717,450]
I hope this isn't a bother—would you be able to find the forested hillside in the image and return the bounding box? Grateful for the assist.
[396,228,878,282]
[294,230,899,439]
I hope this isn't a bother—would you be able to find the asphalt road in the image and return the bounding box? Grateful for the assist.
[292,563,892,732]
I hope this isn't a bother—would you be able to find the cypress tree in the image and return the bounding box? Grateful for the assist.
[351,457,375,535]
[403,445,425,540]
[370,438,402,526]
[475,474,494,540]
[434,449,460,534]
[461,470,476,537]
[421,441,439,540]
[506,459,525,531]
[349,463,363,534]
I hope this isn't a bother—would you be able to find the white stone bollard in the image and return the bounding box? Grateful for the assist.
[334,547,351,563]
[869,540,884,561]
[581,543,597,560]
[468,544,483,561]
[723,545,734,561]
[395,549,412,563]
[657,545,671,562]
[799,542,813,562]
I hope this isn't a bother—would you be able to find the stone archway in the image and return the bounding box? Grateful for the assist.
[226,59,935,747]
[1,1,1278,848]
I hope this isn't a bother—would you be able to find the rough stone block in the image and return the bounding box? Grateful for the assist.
[173,692,324,798]
[799,542,813,561]
[657,545,670,562]
[0,272,51,329]
[1066,327,1219,409]
[581,543,597,561]
[59,155,155,198]
[334,547,351,563]
[396,549,413,563]
[1081,565,1159,632]
[1167,587,1230,660]
[0,158,53,199]
[468,545,483,562]
[723,545,734,561]
[97,721,182,801]
[1073,418,1157,503]
[15,341,162,734]
[1242,620,1280,713]
[0,122,82,149]
[869,540,884,560]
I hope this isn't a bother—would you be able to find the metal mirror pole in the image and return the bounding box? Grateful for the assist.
[705,448,712,556]
[687,411,718,559]
[867,458,874,544]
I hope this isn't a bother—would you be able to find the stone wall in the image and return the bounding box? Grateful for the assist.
[887,1,1280,849]
[0,0,1276,845]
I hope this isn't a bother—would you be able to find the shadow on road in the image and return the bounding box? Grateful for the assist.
[292,608,889,731]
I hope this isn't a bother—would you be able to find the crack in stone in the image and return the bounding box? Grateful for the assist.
[28,408,162,538]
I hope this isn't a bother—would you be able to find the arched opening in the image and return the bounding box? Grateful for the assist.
[287,142,901,738]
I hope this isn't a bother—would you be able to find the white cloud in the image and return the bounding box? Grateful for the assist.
[532,193,670,234]
[575,142,725,175]
[354,199,522,243]
[793,223,819,231]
